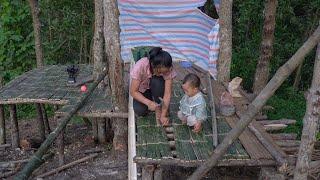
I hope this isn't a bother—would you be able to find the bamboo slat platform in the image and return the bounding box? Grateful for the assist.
[134,63,277,167]
[0,65,118,118]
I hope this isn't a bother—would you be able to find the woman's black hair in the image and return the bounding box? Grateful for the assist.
[148,47,172,73]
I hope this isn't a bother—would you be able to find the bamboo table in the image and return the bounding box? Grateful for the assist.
[0,65,122,148]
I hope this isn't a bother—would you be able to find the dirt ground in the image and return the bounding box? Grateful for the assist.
[0,117,260,180]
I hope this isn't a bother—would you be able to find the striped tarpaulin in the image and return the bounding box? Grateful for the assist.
[118,0,220,78]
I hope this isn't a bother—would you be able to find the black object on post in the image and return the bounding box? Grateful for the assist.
[66,65,79,83]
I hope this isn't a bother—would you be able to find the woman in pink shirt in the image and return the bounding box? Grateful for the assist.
[130,47,176,126]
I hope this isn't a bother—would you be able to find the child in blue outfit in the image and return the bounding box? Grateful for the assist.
[177,73,207,133]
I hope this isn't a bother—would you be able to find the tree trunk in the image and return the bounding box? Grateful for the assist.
[188,25,320,180]
[294,43,320,180]
[103,0,128,154]
[28,0,44,68]
[15,71,107,180]
[10,105,19,148]
[35,103,45,141]
[93,0,105,81]
[217,0,233,83]
[0,76,5,144]
[253,0,278,94]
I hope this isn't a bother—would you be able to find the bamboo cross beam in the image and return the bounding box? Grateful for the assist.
[15,70,107,180]
[188,25,320,180]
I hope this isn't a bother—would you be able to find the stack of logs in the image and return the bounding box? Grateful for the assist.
[255,109,320,179]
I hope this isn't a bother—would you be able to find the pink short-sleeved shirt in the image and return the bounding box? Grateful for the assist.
[130,57,177,93]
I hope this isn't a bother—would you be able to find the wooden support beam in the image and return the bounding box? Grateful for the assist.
[0,104,5,144]
[41,104,51,134]
[270,133,297,141]
[207,73,218,146]
[35,103,45,141]
[259,119,296,125]
[9,105,19,148]
[15,71,107,180]
[142,165,154,180]
[188,24,320,180]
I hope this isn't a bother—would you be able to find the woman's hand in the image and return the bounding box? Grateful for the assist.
[160,116,169,126]
[147,101,159,111]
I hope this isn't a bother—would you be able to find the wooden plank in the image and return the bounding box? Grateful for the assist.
[225,116,273,160]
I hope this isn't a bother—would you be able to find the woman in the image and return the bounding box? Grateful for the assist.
[130,47,176,126]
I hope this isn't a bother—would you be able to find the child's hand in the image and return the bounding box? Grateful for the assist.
[147,101,159,111]
[193,121,202,133]
[160,116,169,126]
[177,111,187,124]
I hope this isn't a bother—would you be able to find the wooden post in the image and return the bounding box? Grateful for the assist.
[35,103,46,141]
[41,104,51,134]
[15,71,107,180]
[154,166,163,180]
[0,76,5,144]
[207,73,218,146]
[56,115,65,166]
[92,118,98,143]
[97,118,107,144]
[294,43,320,180]
[188,25,320,180]
[9,105,19,148]
[142,165,155,180]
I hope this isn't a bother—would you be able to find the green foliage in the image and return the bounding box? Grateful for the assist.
[266,87,306,138]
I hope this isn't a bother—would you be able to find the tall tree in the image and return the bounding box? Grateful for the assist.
[217,0,233,83]
[103,0,128,153]
[93,0,104,81]
[294,43,320,180]
[28,0,44,67]
[253,0,278,94]
[188,25,320,180]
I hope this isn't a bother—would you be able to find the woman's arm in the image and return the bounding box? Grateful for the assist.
[130,79,157,111]
[161,78,173,117]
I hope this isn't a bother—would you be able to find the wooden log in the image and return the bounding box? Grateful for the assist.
[0,143,10,149]
[35,103,46,141]
[255,115,268,120]
[41,104,51,134]
[15,71,107,180]
[259,119,296,125]
[270,133,297,140]
[188,24,320,179]
[77,111,128,118]
[9,104,19,148]
[275,140,300,147]
[142,165,154,180]
[36,153,98,178]
[57,124,65,166]
[264,124,288,131]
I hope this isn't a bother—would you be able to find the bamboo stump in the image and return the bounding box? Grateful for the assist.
[0,104,5,144]
[9,105,19,148]
[35,103,46,141]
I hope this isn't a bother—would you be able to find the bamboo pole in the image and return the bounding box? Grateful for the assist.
[188,25,320,180]
[207,73,218,146]
[294,43,320,180]
[15,71,107,180]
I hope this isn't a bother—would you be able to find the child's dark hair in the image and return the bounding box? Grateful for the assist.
[183,73,201,88]
[148,47,172,73]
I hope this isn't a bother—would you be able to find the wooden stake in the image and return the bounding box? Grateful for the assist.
[97,118,107,144]
[0,104,5,144]
[15,71,107,180]
[188,25,320,180]
[41,104,51,133]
